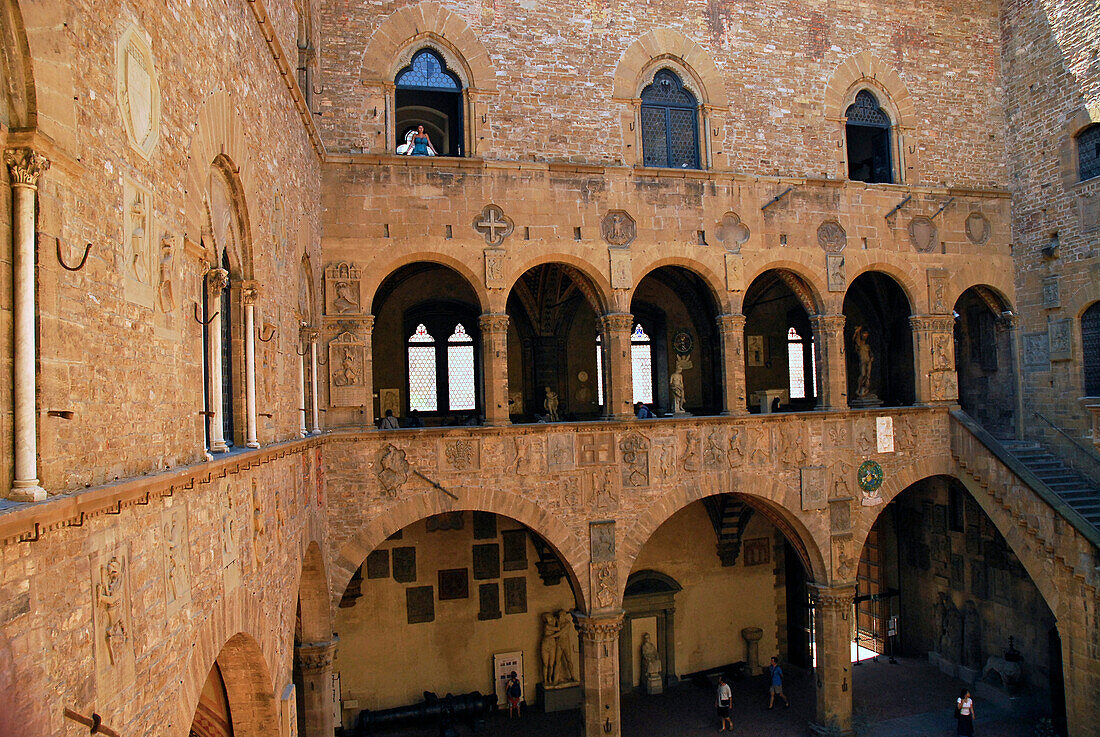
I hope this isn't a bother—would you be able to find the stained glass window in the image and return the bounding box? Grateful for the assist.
[640,69,699,169]
[631,324,653,405]
[395,49,460,90]
[408,324,438,412]
[447,324,476,411]
[1078,124,1100,182]
[596,334,604,406]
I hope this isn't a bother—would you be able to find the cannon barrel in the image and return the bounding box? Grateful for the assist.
[355,690,495,734]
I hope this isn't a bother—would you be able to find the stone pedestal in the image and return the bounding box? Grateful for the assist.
[741,626,764,676]
[644,671,662,695]
[538,682,583,712]
[849,396,883,409]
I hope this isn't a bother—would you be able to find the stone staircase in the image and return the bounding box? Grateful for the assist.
[999,439,1100,532]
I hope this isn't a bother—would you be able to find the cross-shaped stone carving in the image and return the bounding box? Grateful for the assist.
[473,204,514,246]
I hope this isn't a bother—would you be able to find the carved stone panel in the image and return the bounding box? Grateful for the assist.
[609,248,632,289]
[908,216,938,253]
[716,212,750,252]
[826,253,845,292]
[800,466,827,511]
[122,178,155,307]
[591,561,617,611]
[503,577,528,614]
[91,547,136,691]
[407,586,435,624]
[375,444,410,497]
[1049,319,1072,361]
[1022,332,1049,370]
[587,467,619,511]
[513,435,546,475]
[443,438,480,472]
[1042,276,1060,309]
[116,25,160,158]
[831,535,856,580]
[474,204,514,246]
[927,269,950,314]
[964,212,991,244]
[366,549,390,579]
[1079,191,1100,233]
[829,499,852,534]
[473,544,500,580]
[478,583,501,620]
[161,506,191,615]
[484,248,506,288]
[817,220,847,252]
[328,331,367,407]
[392,547,417,583]
[578,433,616,464]
[619,433,650,488]
[324,262,363,315]
[725,252,743,290]
[221,482,241,594]
[590,521,616,562]
[651,436,677,479]
[601,210,636,247]
[548,433,575,471]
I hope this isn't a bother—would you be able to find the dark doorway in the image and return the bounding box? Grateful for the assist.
[1049,627,1067,736]
[846,90,894,184]
[954,287,1017,438]
[784,540,812,668]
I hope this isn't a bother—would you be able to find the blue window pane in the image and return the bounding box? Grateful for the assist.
[396,49,459,90]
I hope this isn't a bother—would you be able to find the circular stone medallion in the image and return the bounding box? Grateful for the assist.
[673,330,694,356]
[857,460,884,493]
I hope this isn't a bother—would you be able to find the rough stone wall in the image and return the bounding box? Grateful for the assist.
[318,0,1006,188]
[1002,0,1100,443]
[0,0,322,494]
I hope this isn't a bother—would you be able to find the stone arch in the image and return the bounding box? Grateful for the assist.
[612,28,727,107]
[823,51,915,127]
[179,588,281,737]
[359,2,496,92]
[0,0,35,128]
[619,471,829,595]
[330,487,588,611]
[629,257,730,313]
[505,253,613,315]
[365,251,490,314]
[205,154,255,279]
[185,91,259,258]
[850,459,1064,618]
[945,275,1015,317]
[298,541,332,643]
[743,262,825,316]
[845,262,919,312]
[8,0,79,150]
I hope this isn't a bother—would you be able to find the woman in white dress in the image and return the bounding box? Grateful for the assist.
[955,688,975,736]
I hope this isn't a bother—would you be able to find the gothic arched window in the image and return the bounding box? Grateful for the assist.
[845,90,894,184]
[631,323,654,404]
[1083,302,1100,396]
[395,48,464,157]
[1078,124,1100,182]
[786,327,817,400]
[640,69,700,170]
[406,315,480,415]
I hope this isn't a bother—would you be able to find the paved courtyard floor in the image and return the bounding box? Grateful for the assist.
[356,657,1049,737]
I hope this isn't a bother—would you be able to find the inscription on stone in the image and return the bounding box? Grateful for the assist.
[503,577,527,614]
[478,583,501,620]
[438,569,469,600]
[366,549,390,579]
[502,529,528,571]
[392,547,417,583]
[473,544,501,580]
[406,586,435,624]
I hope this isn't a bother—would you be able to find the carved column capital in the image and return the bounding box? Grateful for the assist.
[240,280,262,306]
[574,611,625,643]
[295,638,338,675]
[206,267,229,297]
[598,312,634,334]
[303,327,320,344]
[478,312,509,334]
[994,311,1017,333]
[360,314,376,333]
[4,148,50,188]
[716,313,747,334]
[909,314,955,334]
[809,583,856,614]
[809,313,847,332]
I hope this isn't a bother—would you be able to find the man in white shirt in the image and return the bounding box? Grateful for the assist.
[716,675,733,731]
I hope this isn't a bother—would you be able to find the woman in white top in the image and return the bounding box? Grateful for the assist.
[955,688,975,736]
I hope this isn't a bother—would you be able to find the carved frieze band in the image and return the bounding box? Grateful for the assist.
[575,613,625,643]
[909,315,955,333]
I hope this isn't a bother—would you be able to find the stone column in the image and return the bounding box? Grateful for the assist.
[810,583,855,735]
[598,313,634,420]
[361,315,376,427]
[4,148,49,501]
[242,281,260,448]
[576,612,625,737]
[810,314,848,410]
[295,638,338,737]
[206,268,230,453]
[307,328,321,434]
[716,314,748,415]
[479,313,510,426]
[910,315,957,405]
[298,326,309,437]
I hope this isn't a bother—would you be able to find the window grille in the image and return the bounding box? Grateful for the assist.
[1083,303,1100,396]
[1078,124,1100,182]
[845,90,890,126]
[447,324,476,411]
[787,328,806,399]
[631,324,654,405]
[395,49,460,90]
[407,324,438,412]
[596,334,604,407]
[845,89,894,184]
[640,69,700,169]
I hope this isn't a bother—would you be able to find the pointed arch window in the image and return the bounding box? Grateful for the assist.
[447,324,476,410]
[640,69,700,170]
[407,324,438,412]
[1078,124,1100,182]
[845,90,894,184]
[406,316,480,414]
[395,48,465,157]
[631,323,654,404]
[1083,302,1100,396]
[787,327,817,400]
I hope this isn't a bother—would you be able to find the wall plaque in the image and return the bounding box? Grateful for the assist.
[366,549,390,579]
[392,547,417,583]
[502,529,528,570]
[473,543,501,580]
[473,512,497,540]
[743,537,771,566]
[800,466,826,511]
[503,577,527,614]
[406,586,435,624]
[1049,319,1072,361]
[438,569,469,600]
[478,583,501,620]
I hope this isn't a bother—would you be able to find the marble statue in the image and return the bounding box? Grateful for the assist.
[670,354,693,415]
[640,632,662,694]
[540,610,575,686]
[853,326,874,399]
[544,387,560,422]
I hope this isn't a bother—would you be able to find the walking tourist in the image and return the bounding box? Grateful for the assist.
[768,656,789,709]
[955,688,975,736]
[716,675,733,731]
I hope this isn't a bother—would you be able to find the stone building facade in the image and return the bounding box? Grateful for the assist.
[0,1,1098,737]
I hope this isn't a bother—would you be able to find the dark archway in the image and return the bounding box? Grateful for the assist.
[743,271,819,413]
[843,272,914,408]
[372,263,483,426]
[953,287,1017,438]
[189,633,279,737]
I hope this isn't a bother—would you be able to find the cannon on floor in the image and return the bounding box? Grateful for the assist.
[354,690,496,735]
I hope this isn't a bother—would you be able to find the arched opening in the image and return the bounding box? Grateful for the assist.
[850,476,1066,732]
[506,263,605,422]
[842,272,914,408]
[333,511,584,734]
[189,633,279,737]
[629,266,721,416]
[743,271,819,413]
[293,543,334,737]
[1082,301,1100,397]
[640,69,700,170]
[1077,123,1100,182]
[618,495,814,733]
[845,90,894,184]
[371,263,483,426]
[395,48,464,157]
[953,287,1017,438]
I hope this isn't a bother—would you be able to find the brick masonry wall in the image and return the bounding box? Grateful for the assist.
[317,0,1007,189]
[1002,0,1100,443]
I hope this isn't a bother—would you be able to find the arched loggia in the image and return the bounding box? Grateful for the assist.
[953,286,1017,438]
[843,272,914,408]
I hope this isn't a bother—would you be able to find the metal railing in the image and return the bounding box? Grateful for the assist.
[1031,411,1100,488]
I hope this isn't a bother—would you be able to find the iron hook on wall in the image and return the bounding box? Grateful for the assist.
[57,240,92,272]
[193,302,218,325]
[258,325,277,342]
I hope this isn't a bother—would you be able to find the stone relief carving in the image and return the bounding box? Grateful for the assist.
[725,252,743,290]
[927,269,949,314]
[601,210,636,247]
[932,333,952,370]
[964,212,991,245]
[588,467,618,510]
[727,427,745,468]
[817,220,847,252]
[908,216,938,253]
[716,211,750,252]
[578,433,616,464]
[800,466,827,511]
[513,435,546,475]
[251,481,266,555]
[609,248,632,289]
[548,433,575,471]
[831,535,855,579]
[96,556,130,666]
[651,437,677,479]
[1079,191,1100,233]
[162,506,191,612]
[1049,319,1072,361]
[325,262,363,315]
[473,204,514,246]
[222,484,241,593]
[825,420,851,449]
[590,521,615,562]
[619,433,650,488]
[829,499,852,534]
[929,370,958,401]
[703,429,725,469]
[116,25,160,158]
[591,561,617,610]
[122,179,155,307]
[775,424,807,468]
[484,248,506,289]
[1022,333,1049,368]
[1041,276,1060,308]
[328,331,367,407]
[826,253,845,292]
[680,429,700,472]
[445,439,480,471]
[376,444,410,497]
[747,427,770,467]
